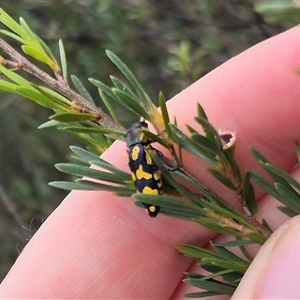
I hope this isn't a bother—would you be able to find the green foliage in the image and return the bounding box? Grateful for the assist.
[255,0,300,27]
[0,8,57,68]
[167,41,207,83]
[177,243,250,297]
[50,146,133,195]
[250,147,300,217]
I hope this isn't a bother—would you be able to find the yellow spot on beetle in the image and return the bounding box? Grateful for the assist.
[142,186,159,194]
[136,165,152,180]
[131,172,136,181]
[149,205,157,213]
[131,146,140,161]
[145,151,153,165]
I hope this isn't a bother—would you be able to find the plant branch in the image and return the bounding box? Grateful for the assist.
[0,37,125,131]
[244,215,271,238]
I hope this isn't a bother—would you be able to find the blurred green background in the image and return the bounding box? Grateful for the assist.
[0,0,298,281]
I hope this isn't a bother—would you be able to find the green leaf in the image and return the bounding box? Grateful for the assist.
[170,125,221,167]
[197,102,208,121]
[0,79,19,93]
[110,76,137,100]
[142,129,170,149]
[249,171,281,200]
[89,78,116,99]
[62,129,109,153]
[134,194,204,215]
[50,112,99,122]
[212,239,254,248]
[199,263,225,275]
[55,163,127,184]
[214,238,253,262]
[0,78,70,111]
[179,243,245,296]
[99,89,119,123]
[198,198,255,230]
[250,147,269,164]
[0,64,32,88]
[184,291,218,298]
[38,120,61,129]
[222,272,242,284]
[19,17,57,65]
[264,163,300,191]
[0,29,24,43]
[207,168,236,190]
[261,219,273,233]
[49,181,92,190]
[90,159,131,181]
[251,149,300,216]
[277,206,297,217]
[71,75,95,105]
[203,257,247,273]
[36,86,72,108]
[0,8,27,41]
[0,72,70,111]
[197,103,216,142]
[69,145,100,162]
[112,88,150,120]
[184,276,236,295]
[150,153,206,205]
[274,182,300,214]
[246,232,268,245]
[58,39,67,80]
[177,244,223,261]
[69,146,130,179]
[106,50,150,105]
[21,44,52,65]
[16,86,63,109]
[223,149,241,180]
[135,200,201,220]
[19,17,38,40]
[193,217,244,238]
[171,169,208,198]
[76,179,134,194]
[242,171,257,215]
[190,131,226,160]
[159,91,172,139]
[195,116,223,148]
[62,125,124,136]
[211,245,249,271]
[35,33,58,64]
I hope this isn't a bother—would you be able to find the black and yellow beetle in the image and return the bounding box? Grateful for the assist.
[125,120,163,217]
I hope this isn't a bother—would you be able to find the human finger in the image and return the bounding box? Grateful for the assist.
[232,213,300,299]
[2,26,300,299]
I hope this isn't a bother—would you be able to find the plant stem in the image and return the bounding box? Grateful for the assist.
[0,37,125,132]
[244,215,272,238]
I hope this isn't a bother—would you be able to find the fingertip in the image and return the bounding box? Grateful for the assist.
[233,215,300,299]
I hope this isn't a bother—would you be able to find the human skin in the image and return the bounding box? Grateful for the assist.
[1,26,300,299]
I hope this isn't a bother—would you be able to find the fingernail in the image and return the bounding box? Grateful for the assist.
[255,225,300,299]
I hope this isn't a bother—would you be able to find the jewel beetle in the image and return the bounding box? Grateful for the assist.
[125,120,163,217]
